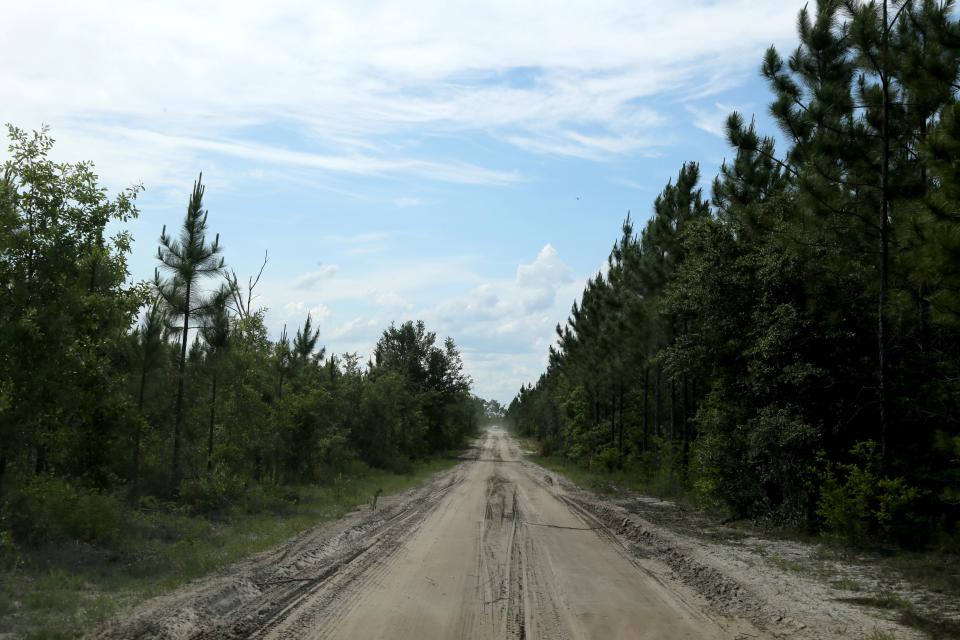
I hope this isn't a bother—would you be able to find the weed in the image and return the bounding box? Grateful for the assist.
[831,577,864,591]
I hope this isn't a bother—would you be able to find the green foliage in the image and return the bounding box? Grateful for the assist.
[0,125,487,572]
[179,468,246,514]
[818,442,922,545]
[0,124,144,487]
[594,447,621,472]
[509,1,960,547]
[4,477,123,545]
[0,530,18,571]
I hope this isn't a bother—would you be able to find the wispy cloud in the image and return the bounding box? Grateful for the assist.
[293,264,341,289]
[686,102,741,138]
[1,0,805,402]
[393,197,423,208]
[3,0,800,192]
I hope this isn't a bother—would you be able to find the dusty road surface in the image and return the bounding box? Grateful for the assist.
[97,427,939,640]
[160,427,760,640]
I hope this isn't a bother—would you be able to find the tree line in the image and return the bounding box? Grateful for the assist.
[0,125,486,544]
[508,0,960,546]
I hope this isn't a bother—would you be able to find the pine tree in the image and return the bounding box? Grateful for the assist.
[200,284,232,472]
[155,174,225,489]
[132,296,168,484]
[292,313,324,367]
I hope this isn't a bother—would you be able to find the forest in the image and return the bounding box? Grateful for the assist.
[0,125,487,551]
[507,0,960,547]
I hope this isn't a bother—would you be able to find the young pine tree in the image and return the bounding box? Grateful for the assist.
[132,296,168,484]
[155,174,225,489]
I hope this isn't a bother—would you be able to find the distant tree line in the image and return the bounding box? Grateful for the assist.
[508,0,960,546]
[0,125,487,544]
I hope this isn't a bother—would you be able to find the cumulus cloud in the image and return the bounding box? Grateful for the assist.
[283,301,307,317]
[262,243,590,401]
[516,244,573,311]
[309,304,332,323]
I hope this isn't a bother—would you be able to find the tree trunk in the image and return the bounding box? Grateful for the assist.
[642,367,649,452]
[879,0,891,465]
[654,364,662,440]
[617,381,625,458]
[669,381,676,441]
[610,388,616,448]
[35,441,46,475]
[133,366,147,485]
[207,370,218,473]
[173,281,191,490]
[0,451,7,499]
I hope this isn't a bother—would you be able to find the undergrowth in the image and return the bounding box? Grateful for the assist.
[0,456,459,639]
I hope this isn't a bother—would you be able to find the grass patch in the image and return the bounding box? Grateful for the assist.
[841,590,960,640]
[526,448,693,506]
[0,455,460,639]
[816,544,960,606]
[767,556,806,574]
[885,551,960,597]
[831,577,865,591]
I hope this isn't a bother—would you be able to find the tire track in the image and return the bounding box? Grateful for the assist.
[190,473,463,640]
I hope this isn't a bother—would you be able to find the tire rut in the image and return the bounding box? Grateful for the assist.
[190,474,463,640]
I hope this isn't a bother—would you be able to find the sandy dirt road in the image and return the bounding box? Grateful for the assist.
[190,427,761,640]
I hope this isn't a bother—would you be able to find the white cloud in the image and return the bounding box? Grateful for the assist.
[293,264,341,289]
[261,244,587,401]
[393,197,423,208]
[330,316,381,340]
[6,1,807,402]
[686,102,741,138]
[309,304,332,323]
[516,244,573,311]
[283,301,307,317]
[280,301,331,325]
[371,291,413,310]
[517,244,571,289]
[2,0,800,192]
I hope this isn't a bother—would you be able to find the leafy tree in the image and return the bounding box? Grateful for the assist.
[0,125,142,492]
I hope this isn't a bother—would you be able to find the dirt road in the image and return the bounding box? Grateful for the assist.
[175,427,759,640]
[97,426,946,640]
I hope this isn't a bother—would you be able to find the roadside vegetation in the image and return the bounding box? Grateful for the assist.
[508,0,960,554]
[0,126,497,636]
[0,457,459,639]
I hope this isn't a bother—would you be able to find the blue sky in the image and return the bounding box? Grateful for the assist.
[2,0,803,402]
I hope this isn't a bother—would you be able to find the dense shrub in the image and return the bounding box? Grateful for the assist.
[4,477,124,545]
[818,442,922,545]
[179,469,246,514]
[594,447,621,472]
[0,530,18,570]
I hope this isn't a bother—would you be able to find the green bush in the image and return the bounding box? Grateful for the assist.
[538,437,556,457]
[179,469,245,514]
[694,399,819,524]
[0,530,18,570]
[648,437,686,498]
[5,477,124,545]
[818,441,922,545]
[239,483,299,515]
[594,447,621,472]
